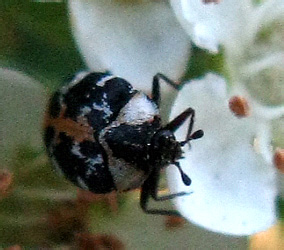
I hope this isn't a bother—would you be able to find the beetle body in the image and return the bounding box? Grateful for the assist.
[44,72,203,216]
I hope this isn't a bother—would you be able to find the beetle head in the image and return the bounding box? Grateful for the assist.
[150,129,182,165]
[150,127,203,186]
[150,129,191,186]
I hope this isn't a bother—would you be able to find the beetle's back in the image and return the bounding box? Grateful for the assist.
[44,72,136,193]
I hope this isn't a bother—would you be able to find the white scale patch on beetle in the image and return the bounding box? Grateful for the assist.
[96,75,116,87]
[92,93,113,120]
[77,176,89,190]
[71,142,85,159]
[117,92,158,124]
[86,155,104,166]
[109,157,146,191]
[71,142,104,172]
[61,71,90,95]
[85,155,104,177]
[51,156,65,177]
[80,106,92,116]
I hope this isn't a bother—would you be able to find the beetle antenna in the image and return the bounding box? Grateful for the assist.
[180,129,204,147]
[174,162,191,186]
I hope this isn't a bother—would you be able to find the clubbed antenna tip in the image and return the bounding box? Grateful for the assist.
[175,162,191,186]
[191,129,204,140]
[179,129,204,147]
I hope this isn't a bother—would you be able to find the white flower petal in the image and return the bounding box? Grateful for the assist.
[170,0,253,53]
[249,0,284,38]
[69,0,190,94]
[255,121,273,164]
[0,68,47,164]
[167,74,277,235]
[171,0,284,106]
[240,52,284,77]
[240,53,284,106]
[192,22,219,53]
[272,117,284,149]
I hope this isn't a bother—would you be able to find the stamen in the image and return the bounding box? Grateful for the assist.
[273,148,284,173]
[229,96,250,117]
[175,162,191,186]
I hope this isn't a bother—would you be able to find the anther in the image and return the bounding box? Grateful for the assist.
[229,95,250,117]
[273,148,284,173]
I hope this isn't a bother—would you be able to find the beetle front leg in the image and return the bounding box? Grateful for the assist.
[140,168,188,216]
[164,107,204,145]
[164,107,195,134]
[152,73,181,107]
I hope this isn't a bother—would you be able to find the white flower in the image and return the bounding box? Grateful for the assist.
[168,0,284,235]
[168,73,281,235]
[69,0,190,117]
[170,0,284,106]
[68,0,284,236]
[170,0,284,53]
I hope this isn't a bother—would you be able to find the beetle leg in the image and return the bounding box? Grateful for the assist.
[151,168,190,201]
[164,107,195,133]
[152,73,180,107]
[140,168,188,216]
[164,107,203,145]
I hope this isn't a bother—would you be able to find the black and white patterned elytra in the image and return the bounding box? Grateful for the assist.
[44,71,204,216]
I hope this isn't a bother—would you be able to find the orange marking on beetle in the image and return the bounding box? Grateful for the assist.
[44,105,95,143]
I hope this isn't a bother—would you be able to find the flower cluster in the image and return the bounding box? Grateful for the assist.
[68,0,283,236]
[1,1,283,244]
